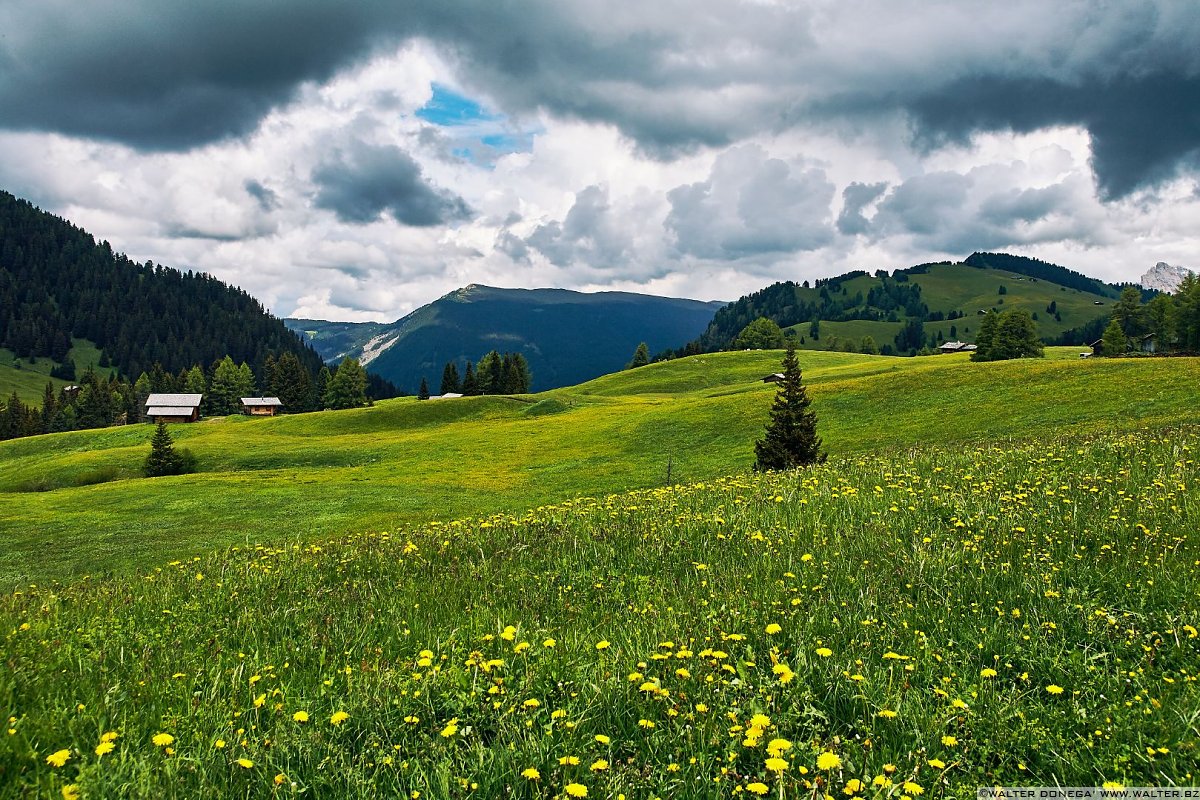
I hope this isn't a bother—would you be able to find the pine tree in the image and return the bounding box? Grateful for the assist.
[1101,317,1127,357]
[323,358,368,409]
[461,361,479,396]
[143,421,184,477]
[476,350,503,395]
[625,342,650,369]
[418,377,430,400]
[754,343,825,471]
[40,381,58,433]
[440,362,460,394]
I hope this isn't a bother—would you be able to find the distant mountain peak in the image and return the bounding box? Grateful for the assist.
[1141,262,1194,293]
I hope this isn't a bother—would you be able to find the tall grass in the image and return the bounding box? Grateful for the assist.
[2,423,1197,798]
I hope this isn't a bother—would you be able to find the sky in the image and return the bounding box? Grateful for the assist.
[1,1,1198,322]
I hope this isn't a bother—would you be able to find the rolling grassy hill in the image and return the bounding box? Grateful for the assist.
[2,348,1197,588]
[0,339,114,405]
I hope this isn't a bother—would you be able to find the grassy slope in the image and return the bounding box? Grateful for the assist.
[2,350,1198,587]
[0,339,113,406]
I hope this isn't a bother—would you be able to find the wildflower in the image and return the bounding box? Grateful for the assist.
[877,710,898,719]
[522,768,540,780]
[1102,782,1125,790]
[590,759,609,771]
[765,623,782,635]
[95,740,115,756]
[254,693,266,708]
[215,739,226,749]
[766,738,792,757]
[903,780,926,796]
[46,749,71,767]
[595,641,610,650]
[941,735,957,746]
[152,733,174,747]
[816,647,833,657]
[565,783,588,797]
[747,783,769,796]
[293,711,309,723]
[1046,684,1065,695]
[440,719,459,738]
[638,719,655,729]
[695,703,709,713]
[927,758,946,769]
[404,715,420,724]
[765,756,788,772]
[330,711,349,725]
[275,774,286,785]
[595,734,611,745]
[817,751,842,770]
[951,699,969,710]
[100,731,118,743]
[237,757,254,768]
[844,778,864,795]
[523,699,541,709]
[501,626,517,641]
[62,786,80,800]
[559,756,581,766]
[542,637,556,647]
[750,713,771,729]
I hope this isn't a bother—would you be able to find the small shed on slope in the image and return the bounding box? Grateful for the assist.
[240,397,283,416]
[145,393,203,423]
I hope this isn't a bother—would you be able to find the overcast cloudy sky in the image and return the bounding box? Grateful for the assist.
[1,1,1198,321]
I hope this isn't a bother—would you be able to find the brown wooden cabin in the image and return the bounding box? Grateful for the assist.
[145,393,203,423]
[240,397,283,416]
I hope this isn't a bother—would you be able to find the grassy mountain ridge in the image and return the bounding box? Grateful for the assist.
[2,348,1197,587]
[690,252,1124,354]
[286,285,725,392]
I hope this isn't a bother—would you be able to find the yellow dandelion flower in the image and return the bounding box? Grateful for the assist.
[595,641,610,650]
[941,735,957,746]
[522,767,540,780]
[980,668,997,678]
[253,693,266,708]
[523,699,541,709]
[100,731,119,743]
[543,638,556,648]
[903,781,925,795]
[152,733,174,747]
[1046,684,1065,695]
[877,710,898,718]
[214,739,226,749]
[765,756,789,772]
[1102,782,1125,790]
[565,783,588,798]
[750,713,771,729]
[62,785,80,800]
[927,758,946,769]
[45,749,71,767]
[816,751,842,770]
[274,774,286,785]
[590,759,609,771]
[747,782,769,796]
[638,719,655,729]
[816,647,833,658]
[559,756,581,766]
[330,711,349,725]
[595,734,611,744]
[765,623,782,635]
[766,738,792,757]
[95,740,115,756]
[844,778,864,795]
[293,711,309,723]
[440,719,459,738]
[237,757,254,768]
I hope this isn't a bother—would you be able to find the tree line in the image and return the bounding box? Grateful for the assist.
[0,355,376,442]
[1098,281,1200,355]
[421,350,532,398]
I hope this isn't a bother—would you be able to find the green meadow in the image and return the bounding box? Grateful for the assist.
[1,348,1198,588]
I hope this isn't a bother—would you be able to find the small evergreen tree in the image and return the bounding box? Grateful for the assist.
[1101,317,1127,357]
[418,377,430,400]
[733,318,785,350]
[627,342,650,369]
[144,421,184,477]
[461,361,480,396]
[323,358,368,409]
[440,362,460,394]
[754,343,825,471]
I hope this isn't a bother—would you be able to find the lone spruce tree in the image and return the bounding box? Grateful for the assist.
[418,377,430,400]
[144,422,184,477]
[754,342,825,471]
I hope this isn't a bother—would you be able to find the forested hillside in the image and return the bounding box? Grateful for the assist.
[0,190,325,381]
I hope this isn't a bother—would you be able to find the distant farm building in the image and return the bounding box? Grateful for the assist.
[240,397,283,416]
[145,393,202,423]
[1089,339,1104,356]
[762,373,785,383]
[1140,334,1157,354]
[938,341,978,353]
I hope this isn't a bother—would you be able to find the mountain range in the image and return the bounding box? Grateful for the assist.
[286,286,724,392]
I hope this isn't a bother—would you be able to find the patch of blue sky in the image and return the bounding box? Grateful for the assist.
[416,83,540,167]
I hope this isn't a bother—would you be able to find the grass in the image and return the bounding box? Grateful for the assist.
[0,339,114,406]
[2,351,1199,588]
[1,423,1197,797]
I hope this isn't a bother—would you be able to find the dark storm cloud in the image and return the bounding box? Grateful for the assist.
[836,182,888,235]
[312,143,471,226]
[244,180,279,212]
[2,1,1198,196]
[905,73,1200,199]
[525,185,630,267]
